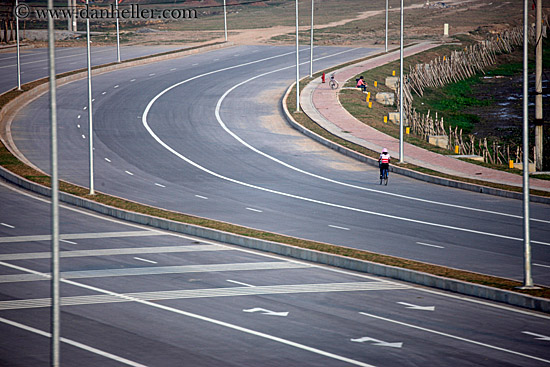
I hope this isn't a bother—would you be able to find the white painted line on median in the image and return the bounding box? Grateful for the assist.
[154,183,166,188]
[0,316,147,367]
[246,208,263,213]
[125,171,134,176]
[195,195,208,200]
[1,223,14,229]
[416,242,444,249]
[60,239,77,245]
[0,260,375,367]
[105,158,111,162]
[329,225,350,231]
[134,257,157,264]
[534,263,550,269]
[359,312,550,364]
[227,279,255,287]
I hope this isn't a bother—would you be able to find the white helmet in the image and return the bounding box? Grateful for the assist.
[382,148,388,153]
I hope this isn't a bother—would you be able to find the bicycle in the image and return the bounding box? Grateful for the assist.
[380,167,389,186]
[329,74,339,90]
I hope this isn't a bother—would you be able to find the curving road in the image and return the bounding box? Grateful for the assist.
[9,44,550,286]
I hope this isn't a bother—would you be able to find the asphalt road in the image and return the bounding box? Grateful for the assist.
[8,44,550,286]
[1,180,549,366]
[0,44,186,94]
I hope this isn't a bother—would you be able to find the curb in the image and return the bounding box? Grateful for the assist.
[283,81,550,205]
[1,165,548,313]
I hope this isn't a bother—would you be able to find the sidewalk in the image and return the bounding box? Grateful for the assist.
[300,43,550,193]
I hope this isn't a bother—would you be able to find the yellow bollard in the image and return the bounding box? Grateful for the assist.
[406,127,410,135]
[374,81,377,87]
[509,160,514,169]
[455,145,459,154]
[368,102,372,109]
[366,92,371,102]
[383,116,388,123]
[392,70,396,76]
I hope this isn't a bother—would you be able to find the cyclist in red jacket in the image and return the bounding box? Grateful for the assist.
[379,148,390,179]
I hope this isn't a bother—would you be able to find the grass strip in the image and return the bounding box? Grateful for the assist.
[1,44,549,301]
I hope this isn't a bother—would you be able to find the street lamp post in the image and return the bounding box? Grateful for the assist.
[385,0,388,52]
[223,0,228,41]
[309,0,314,77]
[399,0,404,163]
[86,0,95,195]
[295,0,300,112]
[15,0,22,91]
[116,0,120,62]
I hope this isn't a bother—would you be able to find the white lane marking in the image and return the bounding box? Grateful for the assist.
[149,73,155,76]
[0,231,162,244]
[359,312,550,364]
[83,106,87,110]
[105,158,111,162]
[102,91,107,95]
[77,114,81,118]
[192,63,199,66]
[0,261,375,367]
[91,98,95,102]
[234,54,240,56]
[133,257,157,264]
[416,242,444,249]
[125,171,134,176]
[77,124,81,128]
[195,195,208,199]
[213,58,219,61]
[246,207,263,213]
[130,78,136,82]
[81,135,86,139]
[0,223,14,228]
[534,263,550,269]
[154,183,166,188]
[522,331,550,341]
[2,180,549,321]
[328,225,350,231]
[227,279,255,287]
[170,68,177,71]
[114,85,119,88]
[60,239,77,245]
[0,316,146,367]
[212,52,550,225]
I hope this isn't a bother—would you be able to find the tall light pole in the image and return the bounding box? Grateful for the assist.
[115,0,121,62]
[15,0,22,91]
[534,0,543,171]
[521,0,533,288]
[295,0,300,112]
[309,0,314,77]
[86,0,95,195]
[399,0,404,163]
[47,0,60,364]
[385,0,388,52]
[223,0,228,41]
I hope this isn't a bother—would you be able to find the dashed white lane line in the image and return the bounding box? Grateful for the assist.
[227,279,255,287]
[114,85,119,88]
[0,223,14,229]
[130,78,136,82]
[77,115,81,119]
[328,225,350,231]
[534,263,550,269]
[134,257,157,264]
[416,242,445,249]
[170,68,177,71]
[192,63,199,66]
[77,124,81,128]
[81,135,86,139]
[154,183,166,188]
[149,73,155,76]
[102,91,107,95]
[195,195,208,200]
[60,239,77,245]
[246,208,262,213]
[91,98,95,102]
[83,106,87,110]
[105,158,111,162]
[125,171,134,176]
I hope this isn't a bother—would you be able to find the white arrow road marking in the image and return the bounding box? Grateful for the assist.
[397,302,435,311]
[243,308,289,317]
[522,331,550,341]
[350,337,403,348]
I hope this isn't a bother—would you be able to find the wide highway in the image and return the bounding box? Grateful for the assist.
[0,180,549,366]
[6,44,550,286]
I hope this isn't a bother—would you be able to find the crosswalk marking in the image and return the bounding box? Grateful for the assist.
[0,262,310,283]
[0,282,410,310]
[0,245,230,261]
